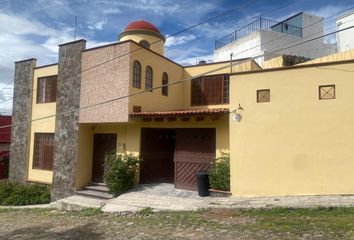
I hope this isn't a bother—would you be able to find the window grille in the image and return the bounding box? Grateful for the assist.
[145,66,153,92]
[191,74,229,106]
[132,60,141,88]
[162,72,168,96]
[37,75,57,103]
[33,133,54,170]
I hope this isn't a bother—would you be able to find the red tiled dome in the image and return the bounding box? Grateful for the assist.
[124,20,160,33]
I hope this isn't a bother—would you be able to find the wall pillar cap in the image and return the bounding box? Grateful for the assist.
[14,58,37,64]
[58,39,87,47]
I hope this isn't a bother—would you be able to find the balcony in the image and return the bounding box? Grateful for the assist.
[215,17,303,50]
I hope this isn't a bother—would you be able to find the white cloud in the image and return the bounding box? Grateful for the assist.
[0,10,112,113]
[102,8,122,15]
[165,34,197,47]
[308,5,349,19]
[87,19,107,31]
[165,46,212,66]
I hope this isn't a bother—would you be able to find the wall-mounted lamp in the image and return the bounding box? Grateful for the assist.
[231,104,244,122]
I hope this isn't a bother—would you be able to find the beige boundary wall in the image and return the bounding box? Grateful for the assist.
[229,60,354,197]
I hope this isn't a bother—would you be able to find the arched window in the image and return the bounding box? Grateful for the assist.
[139,40,150,49]
[145,66,153,92]
[132,60,141,88]
[162,72,168,96]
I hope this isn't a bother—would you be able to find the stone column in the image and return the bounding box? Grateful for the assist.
[51,40,86,201]
[9,58,37,183]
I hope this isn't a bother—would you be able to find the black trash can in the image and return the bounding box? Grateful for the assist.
[196,170,210,197]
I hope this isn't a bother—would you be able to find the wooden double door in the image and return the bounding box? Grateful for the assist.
[92,133,117,183]
[140,128,215,191]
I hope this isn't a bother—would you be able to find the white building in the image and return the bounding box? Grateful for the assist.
[214,12,337,66]
[336,10,354,52]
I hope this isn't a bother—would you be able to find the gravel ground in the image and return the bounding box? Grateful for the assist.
[0,207,353,239]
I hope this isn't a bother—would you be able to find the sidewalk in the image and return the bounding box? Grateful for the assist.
[102,183,354,213]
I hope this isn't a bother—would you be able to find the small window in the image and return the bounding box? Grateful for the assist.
[139,40,150,49]
[145,66,153,92]
[132,60,141,88]
[319,85,335,100]
[33,133,54,170]
[162,72,168,96]
[37,75,57,103]
[257,89,270,103]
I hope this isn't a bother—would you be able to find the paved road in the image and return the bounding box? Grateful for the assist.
[1,207,354,239]
[0,208,248,240]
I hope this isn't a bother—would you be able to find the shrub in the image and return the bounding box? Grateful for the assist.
[104,153,140,197]
[208,153,230,191]
[0,181,50,206]
[282,54,311,66]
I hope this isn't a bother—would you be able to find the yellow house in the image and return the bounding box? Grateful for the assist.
[9,19,354,200]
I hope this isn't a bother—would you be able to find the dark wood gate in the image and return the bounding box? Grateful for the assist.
[174,128,216,191]
[92,133,117,183]
[140,128,175,183]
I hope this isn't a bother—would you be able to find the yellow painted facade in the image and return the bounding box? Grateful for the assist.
[128,42,184,112]
[263,56,284,69]
[76,123,128,189]
[27,64,58,184]
[75,117,229,190]
[229,61,354,196]
[298,49,354,65]
[263,49,354,69]
[120,33,165,55]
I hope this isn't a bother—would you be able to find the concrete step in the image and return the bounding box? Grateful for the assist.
[76,189,113,200]
[107,200,201,209]
[89,182,107,187]
[84,184,109,193]
[103,193,208,212]
[56,195,106,211]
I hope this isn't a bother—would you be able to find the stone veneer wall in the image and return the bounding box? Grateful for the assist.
[9,58,37,183]
[51,40,86,201]
[79,42,130,123]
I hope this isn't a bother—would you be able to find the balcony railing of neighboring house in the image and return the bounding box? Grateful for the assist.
[215,17,303,50]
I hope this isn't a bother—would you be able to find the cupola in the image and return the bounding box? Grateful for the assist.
[118,19,165,55]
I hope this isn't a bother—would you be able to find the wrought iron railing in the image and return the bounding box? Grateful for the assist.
[215,17,302,50]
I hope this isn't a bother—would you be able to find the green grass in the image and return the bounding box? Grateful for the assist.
[75,208,103,217]
[233,207,354,239]
[138,207,154,216]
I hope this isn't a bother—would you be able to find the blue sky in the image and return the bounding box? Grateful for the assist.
[0,0,354,113]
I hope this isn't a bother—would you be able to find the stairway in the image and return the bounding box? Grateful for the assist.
[75,182,114,200]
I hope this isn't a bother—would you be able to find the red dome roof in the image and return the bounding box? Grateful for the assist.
[124,20,160,33]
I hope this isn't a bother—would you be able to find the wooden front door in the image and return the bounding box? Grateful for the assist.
[140,128,175,183]
[174,128,216,190]
[92,133,117,183]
